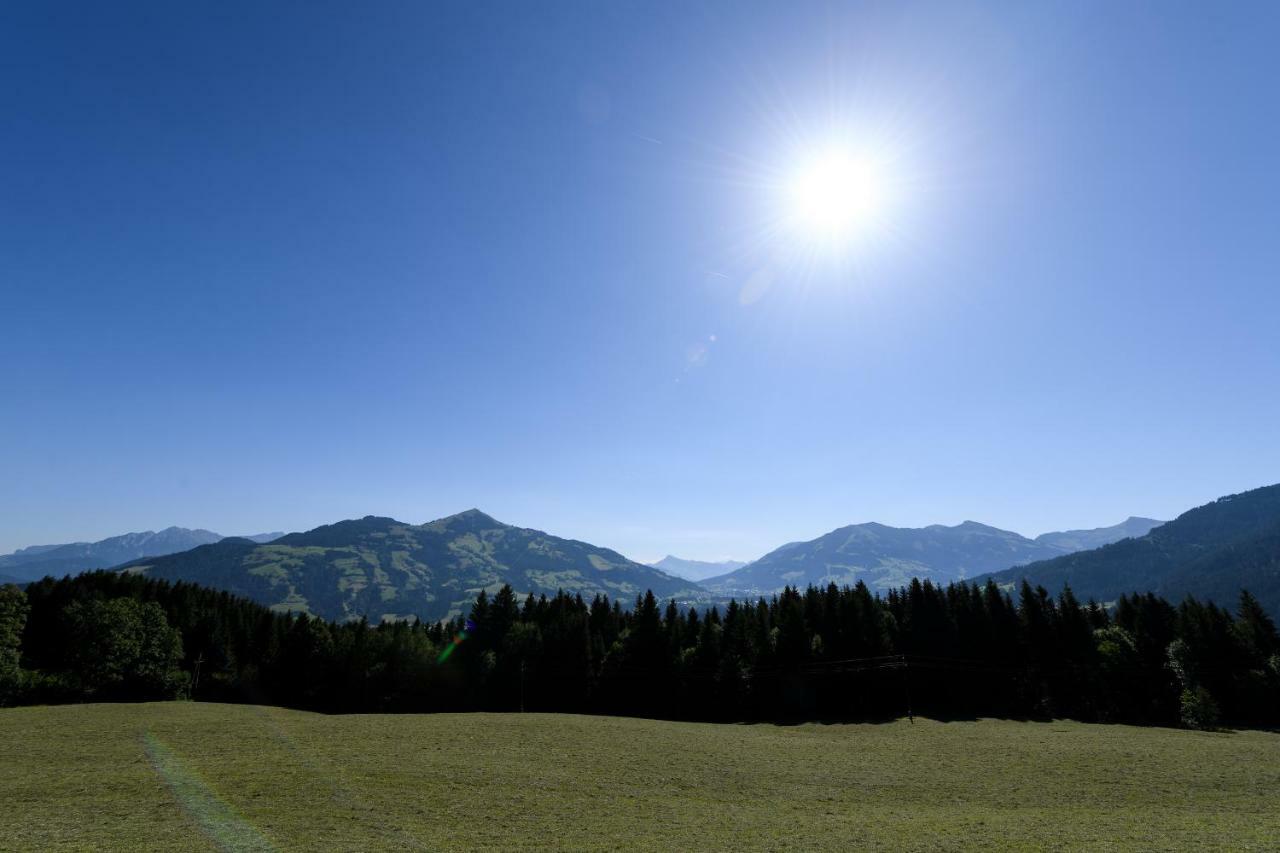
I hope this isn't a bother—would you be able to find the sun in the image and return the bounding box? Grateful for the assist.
[787,149,889,247]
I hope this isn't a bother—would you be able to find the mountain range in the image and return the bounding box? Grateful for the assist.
[701,517,1163,596]
[649,555,750,582]
[977,483,1280,616]
[120,510,700,623]
[0,527,283,583]
[7,485,1279,621]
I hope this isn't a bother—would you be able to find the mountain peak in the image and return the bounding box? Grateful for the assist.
[0,526,226,582]
[438,508,501,525]
[704,514,1156,597]
[953,520,1016,534]
[128,511,700,622]
[423,508,508,535]
[651,554,751,582]
[1033,517,1166,552]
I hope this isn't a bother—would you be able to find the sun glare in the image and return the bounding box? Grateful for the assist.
[787,149,889,248]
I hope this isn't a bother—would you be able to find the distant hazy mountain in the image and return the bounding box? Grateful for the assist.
[0,528,284,582]
[977,484,1280,616]
[703,517,1163,596]
[243,532,285,544]
[1034,517,1163,552]
[120,510,702,622]
[650,555,750,582]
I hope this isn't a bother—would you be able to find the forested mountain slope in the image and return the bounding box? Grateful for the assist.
[120,510,699,622]
[979,484,1280,615]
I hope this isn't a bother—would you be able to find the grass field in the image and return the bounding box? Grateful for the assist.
[1,703,1278,851]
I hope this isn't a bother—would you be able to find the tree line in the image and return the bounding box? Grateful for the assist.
[1,571,1276,729]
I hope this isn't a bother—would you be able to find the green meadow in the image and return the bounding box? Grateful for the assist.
[2,703,1277,851]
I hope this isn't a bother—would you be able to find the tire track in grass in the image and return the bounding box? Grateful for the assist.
[245,704,429,850]
[143,730,276,852]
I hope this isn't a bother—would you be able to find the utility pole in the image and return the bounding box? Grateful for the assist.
[519,658,526,713]
[191,653,204,695]
[901,655,914,724]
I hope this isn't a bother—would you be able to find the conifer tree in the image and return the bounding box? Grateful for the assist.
[1235,590,1279,663]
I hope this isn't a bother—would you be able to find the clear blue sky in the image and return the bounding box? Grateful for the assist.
[3,1,1278,561]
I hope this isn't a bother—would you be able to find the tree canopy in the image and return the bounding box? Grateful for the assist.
[4,572,1277,730]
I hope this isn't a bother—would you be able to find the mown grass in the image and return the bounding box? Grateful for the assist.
[1,703,1277,851]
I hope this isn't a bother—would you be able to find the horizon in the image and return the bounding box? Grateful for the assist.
[0,497,1194,567]
[4,3,1279,562]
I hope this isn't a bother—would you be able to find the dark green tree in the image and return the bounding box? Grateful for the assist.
[0,584,29,703]
[64,598,185,699]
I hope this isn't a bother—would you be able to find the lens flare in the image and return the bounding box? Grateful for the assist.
[437,618,476,663]
[143,731,275,851]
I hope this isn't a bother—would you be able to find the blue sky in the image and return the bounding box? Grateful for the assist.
[2,1,1278,561]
